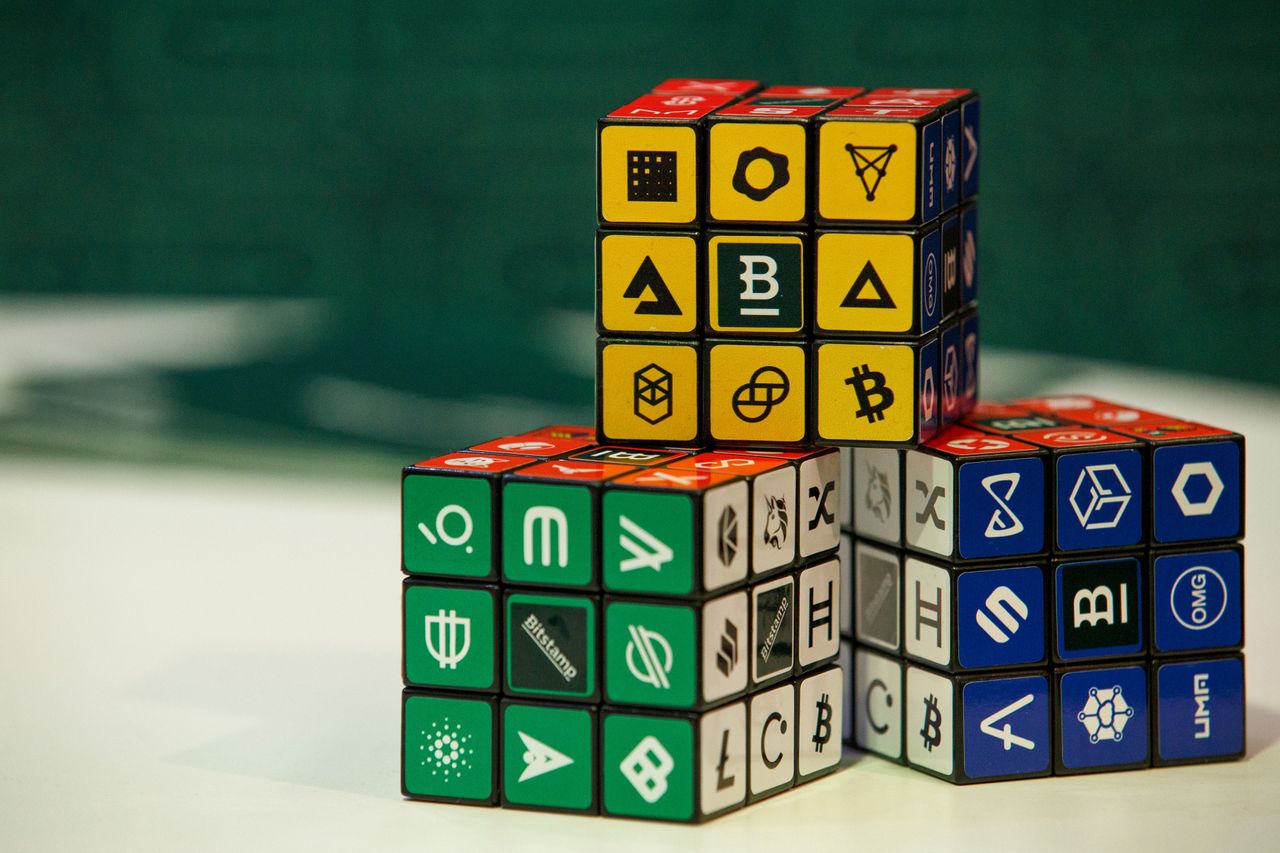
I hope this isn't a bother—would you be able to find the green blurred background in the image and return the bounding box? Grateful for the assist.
[2,1,1277,466]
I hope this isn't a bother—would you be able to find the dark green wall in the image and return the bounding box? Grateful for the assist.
[4,2,1277,454]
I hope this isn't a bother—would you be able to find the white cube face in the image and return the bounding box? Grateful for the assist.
[853,446,902,544]
[904,556,952,667]
[905,450,954,557]
[701,480,749,591]
[855,647,903,760]
[749,683,796,796]
[699,701,747,816]
[799,450,841,558]
[797,666,843,778]
[797,558,840,666]
[906,665,954,776]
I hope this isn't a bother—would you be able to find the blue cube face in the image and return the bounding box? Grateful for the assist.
[1059,664,1149,771]
[1152,441,1241,543]
[960,98,980,200]
[960,313,978,412]
[1152,550,1243,654]
[920,227,942,333]
[941,109,961,212]
[963,674,1051,779]
[939,322,962,428]
[957,456,1046,560]
[918,337,939,440]
[1155,657,1244,763]
[957,566,1046,669]
[959,204,978,307]
[940,215,960,319]
[1055,449,1143,552]
[921,118,942,224]
[1055,557,1144,661]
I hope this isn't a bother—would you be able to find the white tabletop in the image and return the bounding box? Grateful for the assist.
[2,357,1278,851]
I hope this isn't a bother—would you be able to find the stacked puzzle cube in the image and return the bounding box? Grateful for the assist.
[841,395,1246,781]
[595,78,979,447]
[401,76,1245,821]
[402,429,844,820]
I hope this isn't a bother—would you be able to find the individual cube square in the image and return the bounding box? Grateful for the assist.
[402,690,498,806]
[1010,425,1146,554]
[651,78,761,97]
[904,428,1048,562]
[707,96,841,225]
[503,591,598,702]
[813,335,940,445]
[796,664,845,782]
[904,665,1053,783]
[751,574,796,687]
[940,213,961,320]
[853,646,904,762]
[797,557,841,671]
[757,85,865,99]
[1053,554,1145,663]
[468,434,594,458]
[959,309,979,412]
[500,701,597,814]
[705,231,807,336]
[598,94,732,227]
[852,540,902,654]
[565,445,688,467]
[402,452,533,580]
[892,552,1048,673]
[596,230,700,337]
[850,446,903,545]
[1110,420,1244,546]
[601,701,747,822]
[938,316,966,429]
[604,590,749,710]
[839,640,855,747]
[813,224,942,338]
[1151,546,1244,655]
[1054,661,1151,775]
[959,95,980,200]
[1153,655,1245,767]
[515,423,597,441]
[815,98,950,226]
[600,465,748,595]
[795,446,843,560]
[962,401,1072,434]
[501,459,634,589]
[704,340,808,445]
[403,580,499,693]
[747,682,797,802]
[959,202,978,307]
[597,338,701,445]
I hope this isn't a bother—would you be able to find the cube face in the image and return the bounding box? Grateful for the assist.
[798,450,842,558]
[853,647,904,761]
[404,582,498,692]
[402,692,497,805]
[1151,548,1243,655]
[814,338,935,445]
[816,112,940,225]
[797,559,841,668]
[705,341,808,444]
[961,674,1052,780]
[956,454,1047,560]
[708,119,810,224]
[501,702,596,813]
[698,702,749,818]
[750,464,799,575]
[956,565,1047,670]
[748,683,796,800]
[602,712,697,821]
[853,541,901,652]
[960,97,980,200]
[851,446,903,545]
[751,574,796,685]
[1054,447,1144,553]
[403,470,500,579]
[706,233,806,335]
[597,231,700,336]
[960,203,978,305]
[504,593,598,701]
[1055,663,1151,773]
[597,339,700,444]
[1154,656,1245,766]
[1151,439,1242,544]
[796,666,844,780]
[604,599,700,708]
[1054,556,1144,662]
[905,664,954,776]
[814,227,942,337]
[501,481,595,588]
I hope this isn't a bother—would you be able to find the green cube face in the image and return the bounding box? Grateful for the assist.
[602,712,695,822]
[602,489,696,595]
[501,703,596,812]
[403,474,494,578]
[402,693,496,804]
[605,600,698,708]
[501,481,595,587]
[504,593,598,700]
[403,582,497,691]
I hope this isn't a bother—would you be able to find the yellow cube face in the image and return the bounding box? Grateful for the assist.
[815,341,917,443]
[598,341,699,442]
[598,233,699,335]
[706,343,807,443]
[816,232,920,335]
[817,121,918,223]
[708,122,808,224]
[599,125,698,225]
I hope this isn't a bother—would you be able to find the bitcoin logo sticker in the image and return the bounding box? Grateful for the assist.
[708,343,806,442]
[816,342,916,442]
